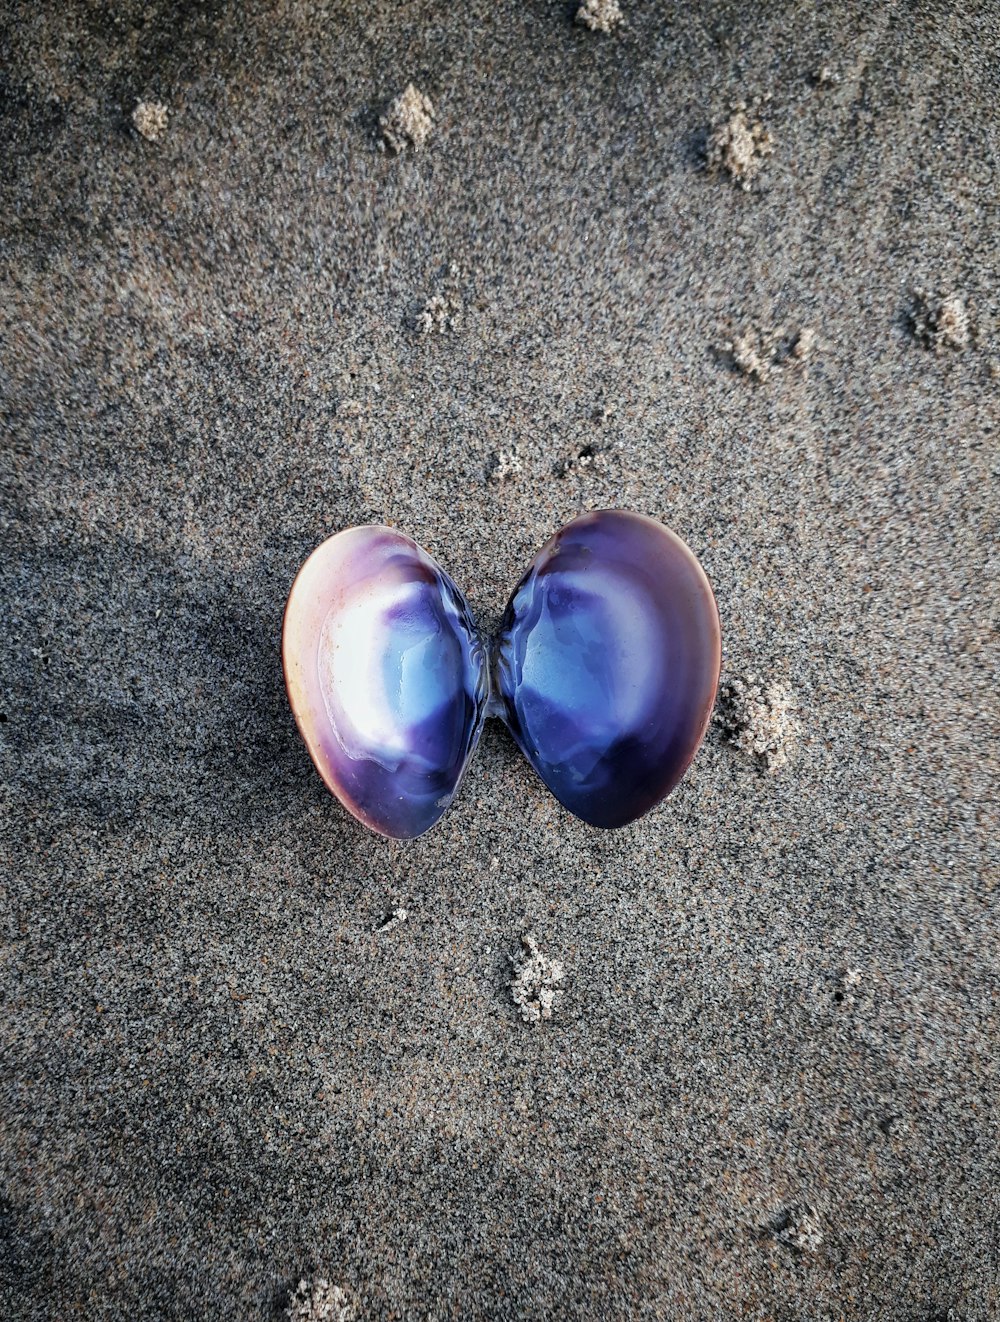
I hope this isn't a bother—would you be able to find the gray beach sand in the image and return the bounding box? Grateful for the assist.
[2,1,998,1317]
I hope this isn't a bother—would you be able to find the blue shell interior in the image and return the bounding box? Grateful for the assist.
[494,511,721,828]
[284,512,720,838]
[326,551,489,839]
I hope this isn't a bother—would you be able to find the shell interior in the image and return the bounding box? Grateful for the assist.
[282,512,721,838]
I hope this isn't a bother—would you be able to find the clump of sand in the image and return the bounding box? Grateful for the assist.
[132,99,168,142]
[414,262,463,334]
[812,65,838,87]
[415,294,457,333]
[837,967,864,1003]
[375,908,408,934]
[727,328,773,382]
[722,325,816,382]
[791,325,817,362]
[575,0,623,33]
[707,102,774,190]
[555,441,615,478]
[286,1277,356,1322]
[380,84,435,153]
[775,1204,824,1252]
[717,675,800,772]
[911,290,972,352]
[510,935,564,1024]
[489,450,523,482]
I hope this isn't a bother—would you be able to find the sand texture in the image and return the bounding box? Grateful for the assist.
[2,1,998,1318]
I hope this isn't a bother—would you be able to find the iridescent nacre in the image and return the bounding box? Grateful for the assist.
[494,510,721,828]
[282,526,489,839]
[283,511,720,838]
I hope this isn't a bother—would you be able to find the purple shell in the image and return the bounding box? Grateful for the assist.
[282,526,489,839]
[283,512,720,838]
[494,511,721,828]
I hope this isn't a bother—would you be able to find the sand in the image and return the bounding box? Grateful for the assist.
[131,99,169,143]
[2,1,998,1319]
[575,1,624,36]
[706,102,775,190]
[379,84,435,155]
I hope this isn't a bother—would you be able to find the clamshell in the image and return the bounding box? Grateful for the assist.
[494,510,721,828]
[283,512,720,838]
[282,526,489,839]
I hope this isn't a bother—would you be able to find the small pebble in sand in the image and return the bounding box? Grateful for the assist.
[776,1204,824,1252]
[911,290,972,352]
[510,935,564,1024]
[286,1277,356,1322]
[575,0,623,33]
[379,83,434,153]
[132,99,168,142]
[717,675,800,773]
[707,102,774,190]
